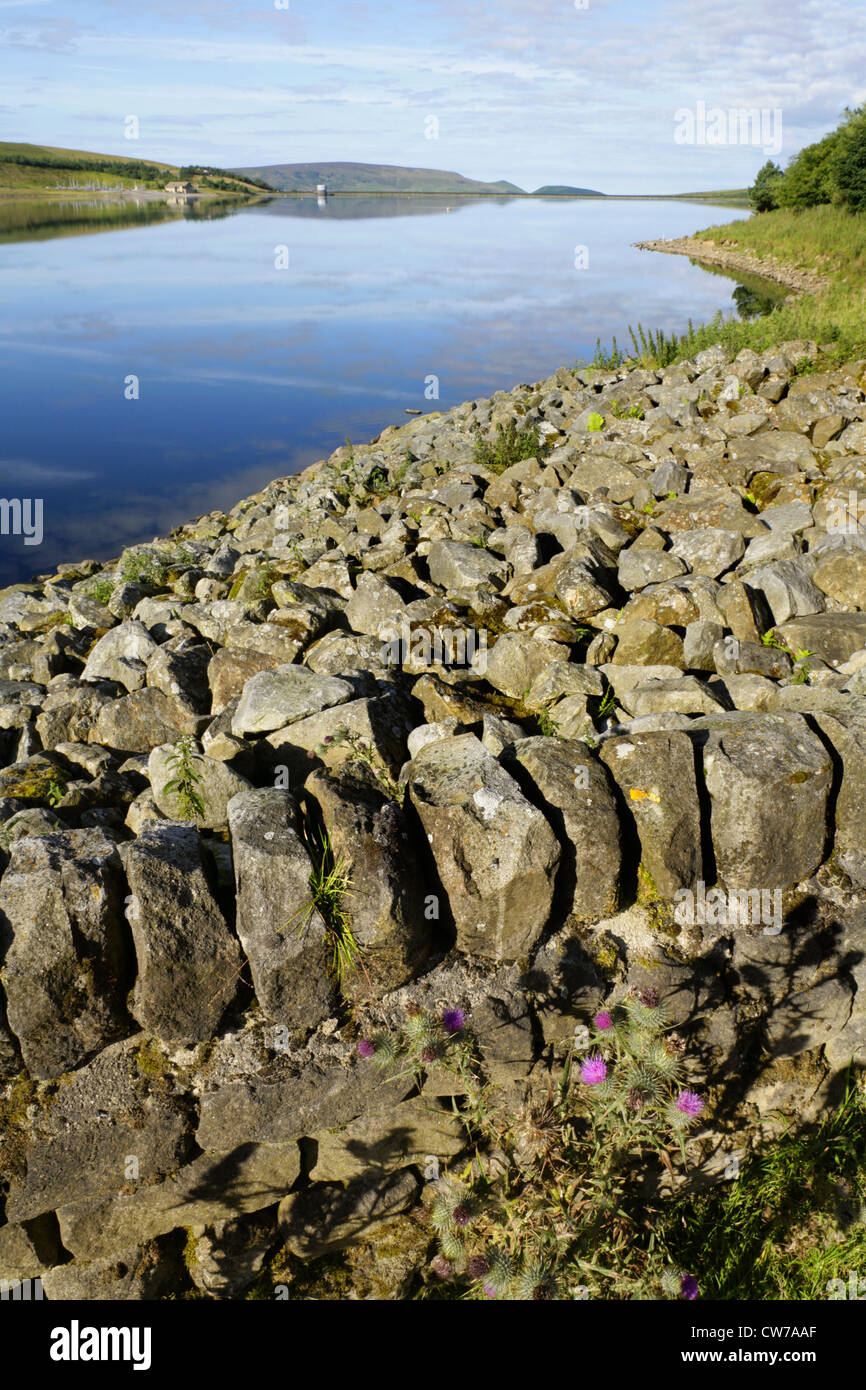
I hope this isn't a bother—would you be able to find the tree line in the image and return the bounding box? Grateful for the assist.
[178,165,274,191]
[750,105,866,213]
[0,152,168,183]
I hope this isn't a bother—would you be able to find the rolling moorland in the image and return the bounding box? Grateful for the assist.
[0,143,746,201]
[0,142,272,198]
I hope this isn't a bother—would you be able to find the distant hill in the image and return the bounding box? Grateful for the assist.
[0,142,272,196]
[533,184,605,196]
[230,161,525,194]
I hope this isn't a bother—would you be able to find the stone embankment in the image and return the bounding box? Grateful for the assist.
[636,236,830,301]
[1,337,866,1297]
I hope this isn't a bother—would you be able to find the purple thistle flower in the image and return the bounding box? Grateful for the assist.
[467,1256,490,1280]
[637,987,660,1008]
[323,735,334,745]
[677,1090,704,1118]
[356,1039,375,1060]
[593,1011,613,1031]
[431,1255,453,1280]
[681,1274,699,1300]
[442,1007,466,1034]
[580,1054,608,1085]
[482,1283,497,1299]
[452,1204,471,1228]
[421,1044,439,1064]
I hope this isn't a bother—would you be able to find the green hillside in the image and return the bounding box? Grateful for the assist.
[0,142,271,196]
[533,184,605,196]
[230,160,525,194]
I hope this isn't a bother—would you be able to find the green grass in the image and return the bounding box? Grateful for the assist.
[588,205,866,373]
[661,1075,866,1299]
[694,204,866,285]
[283,826,362,986]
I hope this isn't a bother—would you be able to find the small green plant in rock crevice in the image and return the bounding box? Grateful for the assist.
[163,736,206,822]
[535,707,562,739]
[284,824,362,987]
[84,575,115,606]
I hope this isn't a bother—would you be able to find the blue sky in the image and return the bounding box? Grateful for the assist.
[2,0,865,192]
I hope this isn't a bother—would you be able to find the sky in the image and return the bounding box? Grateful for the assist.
[1,0,865,193]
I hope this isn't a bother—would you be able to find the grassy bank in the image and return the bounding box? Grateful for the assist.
[595,204,866,372]
[662,1077,866,1300]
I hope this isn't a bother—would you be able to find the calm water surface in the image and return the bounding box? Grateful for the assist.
[0,194,761,585]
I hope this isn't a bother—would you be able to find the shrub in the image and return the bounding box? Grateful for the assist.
[473,419,547,473]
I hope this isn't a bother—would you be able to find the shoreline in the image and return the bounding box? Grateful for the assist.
[636,234,829,301]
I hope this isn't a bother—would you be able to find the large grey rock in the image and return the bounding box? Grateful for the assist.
[812,549,866,610]
[309,1096,465,1181]
[82,620,158,691]
[727,431,817,475]
[671,527,744,578]
[524,660,604,707]
[40,1238,181,1301]
[207,646,283,714]
[0,1213,61,1282]
[5,1036,191,1222]
[810,710,866,857]
[226,789,336,1028]
[145,641,212,717]
[700,713,832,889]
[56,1142,302,1261]
[552,557,615,618]
[0,829,130,1079]
[764,977,854,1059]
[684,620,725,671]
[407,734,560,961]
[0,585,67,631]
[507,736,622,924]
[617,546,686,590]
[427,540,510,592]
[92,687,194,752]
[600,731,702,897]
[196,1050,411,1151]
[184,1212,277,1299]
[478,631,570,699]
[744,561,825,625]
[278,1169,418,1258]
[610,618,685,668]
[305,766,430,992]
[712,638,792,680]
[621,676,728,718]
[232,665,352,737]
[775,613,866,666]
[345,571,409,637]
[122,823,242,1044]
